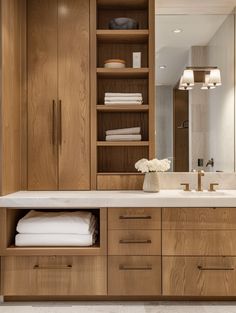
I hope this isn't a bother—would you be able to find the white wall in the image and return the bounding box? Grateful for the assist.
[156,86,174,170]
[206,13,235,172]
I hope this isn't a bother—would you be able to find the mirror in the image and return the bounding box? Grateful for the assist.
[155,12,235,172]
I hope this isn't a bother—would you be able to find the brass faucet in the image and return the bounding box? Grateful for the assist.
[197,170,205,191]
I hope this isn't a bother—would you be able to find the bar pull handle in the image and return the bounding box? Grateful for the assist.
[197,265,234,271]
[119,239,151,244]
[58,99,62,146]
[119,265,152,271]
[34,264,72,270]
[52,100,57,145]
[119,215,152,220]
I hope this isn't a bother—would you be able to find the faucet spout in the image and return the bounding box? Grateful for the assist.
[197,170,205,192]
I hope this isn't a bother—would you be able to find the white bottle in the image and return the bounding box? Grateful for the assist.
[133,52,141,68]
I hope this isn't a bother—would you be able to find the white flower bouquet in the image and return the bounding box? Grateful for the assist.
[135,158,171,173]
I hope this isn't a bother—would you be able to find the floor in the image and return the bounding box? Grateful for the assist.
[1,302,236,313]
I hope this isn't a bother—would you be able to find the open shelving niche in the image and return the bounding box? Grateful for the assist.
[0,208,107,256]
[91,0,155,190]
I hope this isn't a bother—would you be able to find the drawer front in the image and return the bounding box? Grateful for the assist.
[163,256,236,296]
[108,230,161,255]
[108,256,161,295]
[108,208,161,230]
[163,230,236,256]
[3,256,107,296]
[163,207,236,230]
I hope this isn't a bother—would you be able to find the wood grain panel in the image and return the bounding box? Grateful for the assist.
[108,230,161,255]
[58,0,90,190]
[97,146,148,173]
[97,43,148,68]
[97,9,148,29]
[97,112,148,141]
[108,208,161,230]
[0,0,26,195]
[97,78,148,104]
[108,256,161,295]
[97,174,144,190]
[3,256,107,296]
[163,207,236,230]
[27,0,58,190]
[163,256,236,296]
[163,230,236,256]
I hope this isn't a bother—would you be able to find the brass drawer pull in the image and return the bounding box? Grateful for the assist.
[119,239,151,244]
[119,215,152,220]
[119,265,152,271]
[58,99,62,146]
[34,264,72,270]
[198,265,234,271]
[52,100,57,145]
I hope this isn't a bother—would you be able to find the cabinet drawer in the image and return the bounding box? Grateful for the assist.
[163,207,236,230]
[108,230,161,255]
[163,256,236,296]
[163,230,236,255]
[108,256,161,295]
[108,208,161,230]
[3,256,107,296]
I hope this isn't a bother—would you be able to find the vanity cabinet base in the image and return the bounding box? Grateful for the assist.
[3,256,107,296]
[163,256,236,296]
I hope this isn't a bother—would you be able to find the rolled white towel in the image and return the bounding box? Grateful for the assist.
[106,134,142,141]
[106,127,141,136]
[16,210,96,235]
[105,97,143,102]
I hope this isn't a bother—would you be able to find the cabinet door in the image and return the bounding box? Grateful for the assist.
[58,0,90,190]
[28,0,58,190]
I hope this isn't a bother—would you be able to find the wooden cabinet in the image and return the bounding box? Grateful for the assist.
[108,256,161,296]
[27,0,90,190]
[3,256,107,296]
[163,256,236,296]
[108,207,161,295]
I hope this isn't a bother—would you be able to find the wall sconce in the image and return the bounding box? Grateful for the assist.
[181,69,194,87]
[179,67,222,91]
[201,74,216,90]
[208,69,222,87]
[179,76,193,90]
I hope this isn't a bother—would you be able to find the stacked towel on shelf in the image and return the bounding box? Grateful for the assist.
[104,92,143,105]
[105,126,142,141]
[15,210,97,247]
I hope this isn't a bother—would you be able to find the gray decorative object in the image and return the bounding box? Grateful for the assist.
[109,17,139,30]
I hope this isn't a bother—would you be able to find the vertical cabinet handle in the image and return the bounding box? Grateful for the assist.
[52,100,57,145]
[58,100,62,146]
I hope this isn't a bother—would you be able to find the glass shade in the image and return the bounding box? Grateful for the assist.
[181,69,194,86]
[208,69,222,86]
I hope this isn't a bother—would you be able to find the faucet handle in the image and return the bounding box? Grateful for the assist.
[208,183,219,192]
[180,183,191,192]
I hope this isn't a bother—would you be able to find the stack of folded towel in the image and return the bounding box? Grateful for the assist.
[105,126,142,141]
[15,210,97,247]
[104,92,143,105]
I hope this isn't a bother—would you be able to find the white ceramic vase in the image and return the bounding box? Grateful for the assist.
[143,172,160,193]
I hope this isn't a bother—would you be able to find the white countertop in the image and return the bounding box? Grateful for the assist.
[0,190,236,208]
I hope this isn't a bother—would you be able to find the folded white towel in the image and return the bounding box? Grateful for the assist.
[105,97,143,102]
[15,233,96,247]
[106,134,142,141]
[17,210,96,235]
[106,127,141,136]
[105,92,142,97]
[104,101,143,105]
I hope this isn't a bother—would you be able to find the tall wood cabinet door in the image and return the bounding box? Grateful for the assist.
[58,0,90,190]
[27,0,58,190]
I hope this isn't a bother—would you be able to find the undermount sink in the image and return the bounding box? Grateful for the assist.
[178,190,226,196]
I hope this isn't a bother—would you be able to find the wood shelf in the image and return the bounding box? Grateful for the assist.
[97,105,149,112]
[97,68,149,78]
[97,0,148,9]
[96,30,149,43]
[97,141,149,147]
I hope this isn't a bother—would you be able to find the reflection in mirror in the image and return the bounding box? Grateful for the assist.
[155,13,235,172]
